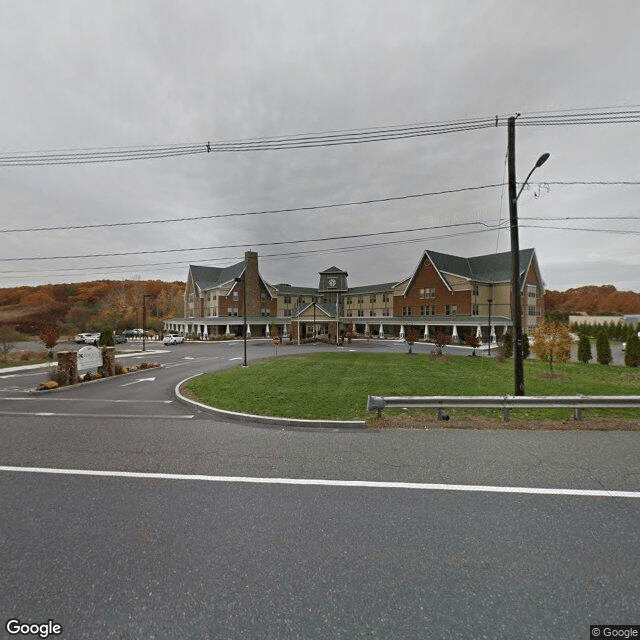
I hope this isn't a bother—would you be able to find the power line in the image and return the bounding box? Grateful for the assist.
[0,183,505,233]
[0,221,508,263]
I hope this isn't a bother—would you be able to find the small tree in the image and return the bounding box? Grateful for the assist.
[0,328,21,362]
[99,329,115,347]
[522,333,531,359]
[624,332,640,367]
[530,318,573,373]
[465,332,481,356]
[501,331,513,358]
[38,324,61,358]
[577,333,592,363]
[595,330,612,365]
[405,329,421,354]
[433,331,452,356]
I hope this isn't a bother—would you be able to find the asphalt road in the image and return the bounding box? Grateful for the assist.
[1,339,638,639]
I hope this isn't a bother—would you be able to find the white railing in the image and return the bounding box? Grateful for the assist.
[366,395,640,422]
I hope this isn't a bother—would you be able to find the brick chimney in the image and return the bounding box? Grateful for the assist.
[244,251,260,317]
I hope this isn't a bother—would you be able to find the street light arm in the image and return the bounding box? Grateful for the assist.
[515,153,550,202]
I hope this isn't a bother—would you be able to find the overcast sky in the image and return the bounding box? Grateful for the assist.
[1,1,639,292]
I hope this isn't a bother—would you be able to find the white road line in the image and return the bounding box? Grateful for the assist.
[1,398,172,403]
[0,412,194,419]
[0,466,637,498]
[229,357,242,361]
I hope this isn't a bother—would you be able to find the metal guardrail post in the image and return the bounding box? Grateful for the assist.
[503,396,510,422]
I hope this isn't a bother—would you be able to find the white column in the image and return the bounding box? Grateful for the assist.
[476,325,482,338]
[225,324,230,335]
[424,324,430,339]
[364,323,369,335]
[247,324,252,338]
[452,325,459,341]
[399,325,405,339]
[490,325,497,344]
[379,324,384,338]
[283,324,289,337]
[265,323,270,337]
[203,325,208,340]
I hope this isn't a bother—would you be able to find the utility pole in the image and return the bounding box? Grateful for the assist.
[142,294,148,352]
[508,116,550,396]
[507,116,524,395]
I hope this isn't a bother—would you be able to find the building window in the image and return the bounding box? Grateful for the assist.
[261,308,271,317]
[370,295,377,303]
[357,310,364,317]
[420,288,436,299]
[445,305,457,316]
[284,295,291,304]
[382,293,390,302]
[357,295,364,304]
[528,285,537,299]
[284,309,292,317]
[420,306,428,316]
[232,291,239,301]
[528,305,538,316]
[346,311,353,317]
[369,310,376,317]
[227,308,238,317]
[298,297,305,304]
[261,292,267,302]
[472,284,479,296]
[346,296,352,305]
[402,307,412,316]
[472,303,479,316]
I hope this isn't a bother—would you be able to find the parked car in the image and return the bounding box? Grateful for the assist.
[75,333,94,343]
[84,333,101,346]
[115,334,127,344]
[163,334,185,345]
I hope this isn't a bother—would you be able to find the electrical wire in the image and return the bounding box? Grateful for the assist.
[0,221,507,262]
[0,183,506,233]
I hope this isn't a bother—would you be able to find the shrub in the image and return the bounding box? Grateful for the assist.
[501,331,513,358]
[99,329,115,347]
[596,330,612,365]
[522,333,531,359]
[624,332,640,367]
[49,369,71,387]
[530,319,573,373]
[577,333,592,363]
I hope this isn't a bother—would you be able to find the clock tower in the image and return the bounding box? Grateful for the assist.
[318,266,348,303]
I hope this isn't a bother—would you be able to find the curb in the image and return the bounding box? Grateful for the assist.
[29,364,164,395]
[175,374,366,429]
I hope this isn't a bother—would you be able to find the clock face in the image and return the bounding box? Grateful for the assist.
[328,278,337,288]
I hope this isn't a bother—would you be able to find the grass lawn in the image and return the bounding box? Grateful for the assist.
[182,352,640,424]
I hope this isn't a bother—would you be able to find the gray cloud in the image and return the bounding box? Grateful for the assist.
[1,0,639,293]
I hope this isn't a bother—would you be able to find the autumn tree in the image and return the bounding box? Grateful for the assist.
[0,327,21,362]
[39,324,61,358]
[530,318,573,373]
[595,330,612,365]
[405,329,421,354]
[577,333,592,363]
[433,331,452,356]
[465,331,481,356]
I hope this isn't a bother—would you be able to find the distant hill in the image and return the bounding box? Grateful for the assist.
[0,280,185,334]
[546,285,640,315]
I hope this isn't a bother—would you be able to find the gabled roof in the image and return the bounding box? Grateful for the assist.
[319,266,348,275]
[404,248,538,294]
[188,261,246,295]
[292,302,337,318]
[272,284,319,296]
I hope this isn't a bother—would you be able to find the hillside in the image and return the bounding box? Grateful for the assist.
[0,280,185,334]
[545,285,640,315]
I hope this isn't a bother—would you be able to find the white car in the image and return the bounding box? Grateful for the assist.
[75,332,94,343]
[163,334,185,345]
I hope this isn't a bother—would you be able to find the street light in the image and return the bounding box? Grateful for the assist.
[508,115,550,395]
[234,277,248,367]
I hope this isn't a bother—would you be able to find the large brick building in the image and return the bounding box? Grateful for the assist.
[164,248,545,343]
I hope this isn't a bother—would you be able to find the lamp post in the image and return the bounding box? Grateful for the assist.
[313,301,317,343]
[508,115,550,395]
[234,277,248,367]
[487,298,493,357]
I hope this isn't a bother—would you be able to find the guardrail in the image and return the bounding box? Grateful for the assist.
[366,395,640,422]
